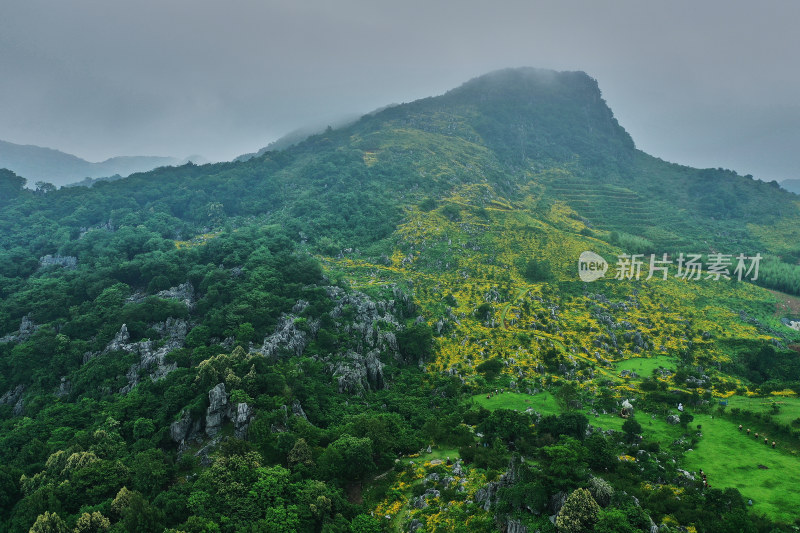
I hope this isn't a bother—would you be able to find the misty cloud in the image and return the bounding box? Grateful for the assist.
[0,0,798,181]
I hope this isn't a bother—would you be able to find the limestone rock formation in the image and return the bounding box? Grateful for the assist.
[0,384,25,416]
[0,315,38,344]
[170,409,202,444]
[82,319,188,394]
[233,402,253,439]
[206,383,230,437]
[39,254,77,269]
[157,282,196,311]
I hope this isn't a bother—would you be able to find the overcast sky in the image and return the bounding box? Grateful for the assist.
[1,0,798,181]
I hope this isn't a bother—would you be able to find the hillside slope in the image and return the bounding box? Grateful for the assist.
[1,68,800,532]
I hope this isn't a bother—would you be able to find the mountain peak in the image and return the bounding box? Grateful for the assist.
[431,67,635,169]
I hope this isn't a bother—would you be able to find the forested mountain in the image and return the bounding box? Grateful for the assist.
[0,140,182,188]
[2,68,800,532]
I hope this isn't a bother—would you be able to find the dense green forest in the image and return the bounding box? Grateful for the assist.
[2,68,800,532]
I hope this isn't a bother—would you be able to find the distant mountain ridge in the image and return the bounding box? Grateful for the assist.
[0,139,189,187]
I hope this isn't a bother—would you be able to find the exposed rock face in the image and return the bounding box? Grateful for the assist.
[170,409,202,444]
[684,376,708,388]
[84,319,187,394]
[233,403,253,439]
[12,397,24,416]
[206,383,230,437]
[39,254,77,269]
[55,377,71,398]
[475,483,500,512]
[0,315,37,344]
[255,315,312,359]
[0,385,25,416]
[106,324,131,352]
[291,399,308,421]
[252,285,410,395]
[328,350,385,394]
[475,456,525,512]
[548,491,568,515]
[782,318,800,331]
[506,519,528,533]
[79,219,114,239]
[119,319,186,394]
[171,385,253,444]
[157,282,196,310]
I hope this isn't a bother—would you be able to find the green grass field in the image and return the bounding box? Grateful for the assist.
[470,392,800,523]
[615,355,677,377]
[470,392,684,448]
[682,413,800,523]
[726,394,800,427]
[470,391,560,415]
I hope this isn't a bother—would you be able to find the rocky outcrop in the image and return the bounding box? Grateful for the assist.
[233,402,253,439]
[0,385,25,416]
[0,315,38,344]
[39,254,77,270]
[119,319,186,394]
[328,350,385,394]
[255,315,312,359]
[506,519,528,533]
[475,456,525,512]
[782,318,800,331]
[106,324,131,352]
[157,282,196,311]
[171,385,253,444]
[79,219,114,239]
[85,319,187,394]
[55,377,71,398]
[206,383,230,437]
[291,399,308,421]
[412,488,440,509]
[548,491,568,515]
[252,285,411,395]
[170,409,202,444]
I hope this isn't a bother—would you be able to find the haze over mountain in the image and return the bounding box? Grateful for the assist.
[2,1,799,183]
[782,179,800,195]
[0,140,203,188]
[1,68,800,532]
